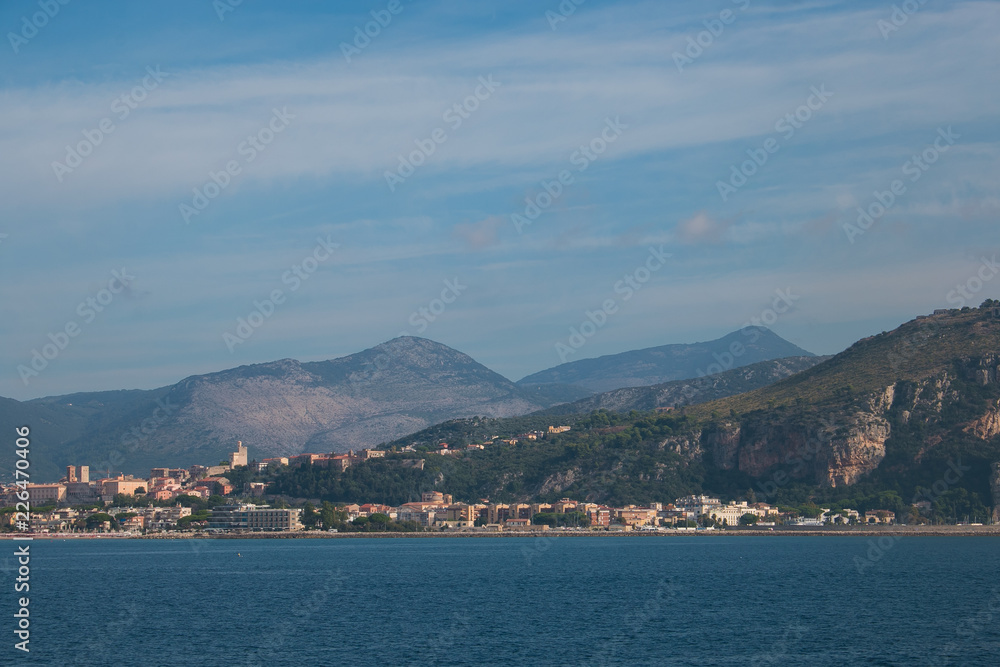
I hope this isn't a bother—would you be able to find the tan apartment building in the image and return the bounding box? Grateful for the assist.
[616,507,657,527]
[488,504,511,524]
[28,483,67,505]
[446,504,477,523]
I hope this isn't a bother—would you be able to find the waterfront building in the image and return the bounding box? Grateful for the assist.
[209,504,302,531]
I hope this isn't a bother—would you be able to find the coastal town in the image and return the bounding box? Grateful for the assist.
[1,436,909,536]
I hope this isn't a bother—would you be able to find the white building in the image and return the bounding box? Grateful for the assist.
[230,441,248,468]
[674,495,722,518]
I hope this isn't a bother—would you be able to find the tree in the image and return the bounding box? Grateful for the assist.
[739,513,759,526]
[86,513,118,531]
[320,502,342,530]
[301,502,319,529]
[225,465,254,491]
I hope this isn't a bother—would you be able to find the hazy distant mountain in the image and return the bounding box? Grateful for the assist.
[517,327,815,393]
[0,337,561,479]
[539,355,827,416]
[0,329,814,480]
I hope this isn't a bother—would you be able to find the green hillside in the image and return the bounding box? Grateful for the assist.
[692,305,1000,416]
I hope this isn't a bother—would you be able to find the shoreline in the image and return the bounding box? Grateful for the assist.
[6,525,1000,539]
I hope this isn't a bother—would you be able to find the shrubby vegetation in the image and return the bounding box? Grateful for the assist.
[297,502,421,532]
[269,410,710,506]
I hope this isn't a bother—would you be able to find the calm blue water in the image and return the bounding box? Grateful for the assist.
[5,536,999,666]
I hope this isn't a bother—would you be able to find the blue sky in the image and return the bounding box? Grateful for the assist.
[1,0,998,400]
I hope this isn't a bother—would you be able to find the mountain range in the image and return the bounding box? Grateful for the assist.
[0,328,811,480]
[539,355,827,416]
[279,304,1000,517]
[517,328,815,393]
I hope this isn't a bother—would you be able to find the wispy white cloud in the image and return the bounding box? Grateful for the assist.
[1,0,998,399]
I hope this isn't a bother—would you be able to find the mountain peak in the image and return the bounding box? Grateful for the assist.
[517,328,815,393]
[373,335,461,354]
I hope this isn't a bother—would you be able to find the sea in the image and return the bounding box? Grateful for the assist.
[7,535,999,666]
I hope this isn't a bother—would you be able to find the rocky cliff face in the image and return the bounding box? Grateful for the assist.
[965,400,1000,440]
[539,468,578,496]
[820,412,892,487]
[660,432,703,459]
[680,354,1000,488]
